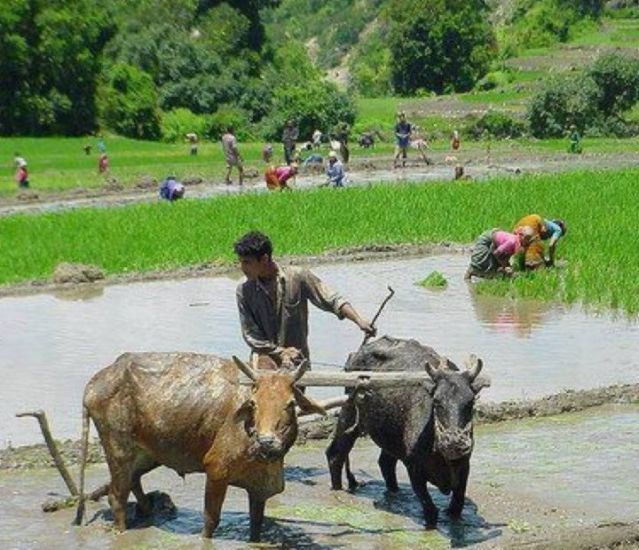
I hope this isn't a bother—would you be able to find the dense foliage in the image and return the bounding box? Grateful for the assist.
[0,0,114,135]
[387,0,497,95]
[500,0,605,52]
[528,53,639,137]
[0,0,353,140]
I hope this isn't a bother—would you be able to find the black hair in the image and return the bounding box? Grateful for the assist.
[552,219,567,236]
[233,231,273,260]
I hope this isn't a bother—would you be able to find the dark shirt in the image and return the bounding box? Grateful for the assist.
[236,265,347,360]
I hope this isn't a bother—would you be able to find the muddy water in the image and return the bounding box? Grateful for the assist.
[0,405,637,548]
[1,255,638,448]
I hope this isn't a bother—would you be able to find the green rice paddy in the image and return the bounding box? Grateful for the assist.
[1,168,637,315]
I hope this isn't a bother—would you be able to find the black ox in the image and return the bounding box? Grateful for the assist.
[326,336,490,527]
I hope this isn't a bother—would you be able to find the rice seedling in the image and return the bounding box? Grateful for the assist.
[0,168,637,315]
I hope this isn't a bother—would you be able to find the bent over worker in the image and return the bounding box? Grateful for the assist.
[234,231,376,366]
[514,214,567,269]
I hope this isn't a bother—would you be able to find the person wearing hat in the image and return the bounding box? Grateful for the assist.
[325,150,347,187]
[514,214,567,269]
[394,111,413,168]
[568,124,582,154]
[159,176,186,201]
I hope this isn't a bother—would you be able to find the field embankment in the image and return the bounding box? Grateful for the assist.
[0,168,638,314]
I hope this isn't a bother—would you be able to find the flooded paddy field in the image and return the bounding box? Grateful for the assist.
[1,405,637,549]
[2,255,638,448]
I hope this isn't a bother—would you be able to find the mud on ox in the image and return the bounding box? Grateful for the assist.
[326,336,490,528]
[74,352,326,541]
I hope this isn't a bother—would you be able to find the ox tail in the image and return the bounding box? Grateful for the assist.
[73,405,90,526]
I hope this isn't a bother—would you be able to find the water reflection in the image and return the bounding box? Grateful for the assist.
[1,254,637,447]
[53,284,105,302]
[469,292,554,339]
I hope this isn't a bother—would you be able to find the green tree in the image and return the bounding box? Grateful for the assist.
[0,0,114,135]
[98,63,161,139]
[387,0,496,95]
[587,53,639,117]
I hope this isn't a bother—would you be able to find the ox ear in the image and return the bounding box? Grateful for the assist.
[234,397,255,422]
[233,355,257,382]
[293,386,327,416]
[471,375,491,394]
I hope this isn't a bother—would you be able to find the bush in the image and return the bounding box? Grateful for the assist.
[587,53,639,116]
[98,64,161,140]
[205,106,254,141]
[502,0,604,53]
[160,108,209,143]
[476,70,513,91]
[348,24,393,97]
[467,111,527,139]
[527,75,602,138]
[527,53,639,138]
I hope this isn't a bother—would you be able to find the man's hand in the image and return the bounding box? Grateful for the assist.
[280,347,302,366]
[359,320,377,338]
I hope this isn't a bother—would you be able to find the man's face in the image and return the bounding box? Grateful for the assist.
[239,254,269,280]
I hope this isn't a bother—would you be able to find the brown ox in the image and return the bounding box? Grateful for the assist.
[74,352,325,541]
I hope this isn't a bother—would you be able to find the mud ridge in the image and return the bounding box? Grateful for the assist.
[2,382,636,471]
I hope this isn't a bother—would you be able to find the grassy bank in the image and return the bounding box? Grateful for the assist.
[1,168,637,314]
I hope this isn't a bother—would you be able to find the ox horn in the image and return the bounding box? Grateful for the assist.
[424,360,439,380]
[232,355,257,382]
[292,359,310,383]
[465,354,483,380]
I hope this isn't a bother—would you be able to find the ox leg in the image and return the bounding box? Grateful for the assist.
[108,474,131,532]
[202,478,227,538]
[326,403,360,491]
[326,430,359,491]
[131,468,155,517]
[378,450,399,493]
[407,463,438,529]
[248,494,266,542]
[447,461,469,518]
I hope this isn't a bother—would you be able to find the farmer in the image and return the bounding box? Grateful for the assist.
[568,125,582,154]
[514,214,567,269]
[14,153,29,188]
[98,153,109,174]
[262,144,274,164]
[282,119,299,165]
[333,121,351,164]
[97,136,106,154]
[221,126,244,185]
[451,130,461,151]
[264,163,298,190]
[325,150,347,187]
[186,132,198,156]
[465,227,534,280]
[312,128,323,149]
[393,111,413,168]
[234,230,376,364]
[159,176,186,201]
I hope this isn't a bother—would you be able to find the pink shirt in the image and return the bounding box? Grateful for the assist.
[275,166,295,183]
[493,231,521,256]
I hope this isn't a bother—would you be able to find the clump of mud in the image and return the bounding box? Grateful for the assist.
[52,263,105,284]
